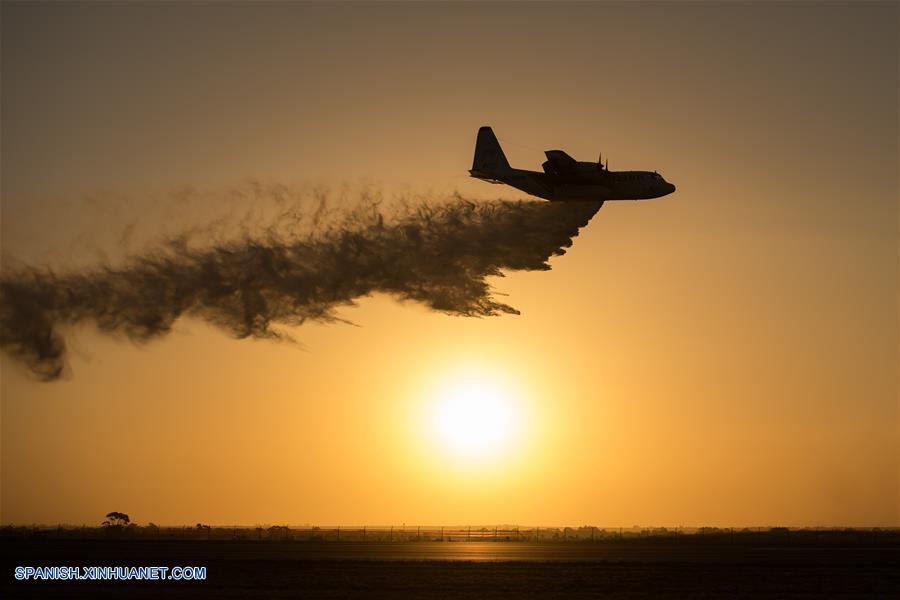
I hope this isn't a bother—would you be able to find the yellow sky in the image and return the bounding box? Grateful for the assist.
[1,1,897,527]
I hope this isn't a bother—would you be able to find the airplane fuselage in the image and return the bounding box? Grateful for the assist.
[472,166,676,202]
[469,126,676,203]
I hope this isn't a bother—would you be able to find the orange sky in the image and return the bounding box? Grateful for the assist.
[1,1,897,527]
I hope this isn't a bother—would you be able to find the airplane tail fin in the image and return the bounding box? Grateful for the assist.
[471,126,512,178]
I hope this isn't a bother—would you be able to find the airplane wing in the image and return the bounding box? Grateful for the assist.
[542,150,579,175]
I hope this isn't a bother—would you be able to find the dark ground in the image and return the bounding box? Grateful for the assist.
[3,538,899,599]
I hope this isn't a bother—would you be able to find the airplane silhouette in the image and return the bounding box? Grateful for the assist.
[470,126,675,203]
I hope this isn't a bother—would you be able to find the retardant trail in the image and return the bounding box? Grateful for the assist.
[0,196,601,380]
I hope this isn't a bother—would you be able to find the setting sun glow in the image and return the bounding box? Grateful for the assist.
[426,372,524,462]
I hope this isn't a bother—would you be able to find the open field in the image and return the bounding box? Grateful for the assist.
[4,535,899,599]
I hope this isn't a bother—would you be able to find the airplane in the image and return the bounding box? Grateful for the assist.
[469,126,675,203]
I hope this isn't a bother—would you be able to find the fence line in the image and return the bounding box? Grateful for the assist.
[3,524,899,543]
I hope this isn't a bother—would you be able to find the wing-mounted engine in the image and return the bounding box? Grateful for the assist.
[543,150,578,176]
[541,159,559,175]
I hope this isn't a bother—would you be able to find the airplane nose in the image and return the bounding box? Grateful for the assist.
[667,183,676,194]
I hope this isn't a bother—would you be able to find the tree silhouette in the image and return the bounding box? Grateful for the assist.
[102,512,130,527]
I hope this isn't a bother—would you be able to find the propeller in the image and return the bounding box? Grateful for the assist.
[598,153,609,171]
[598,153,610,172]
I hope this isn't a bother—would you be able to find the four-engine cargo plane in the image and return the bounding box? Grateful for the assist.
[470,126,675,203]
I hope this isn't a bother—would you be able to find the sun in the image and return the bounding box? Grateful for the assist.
[425,371,525,462]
